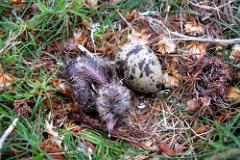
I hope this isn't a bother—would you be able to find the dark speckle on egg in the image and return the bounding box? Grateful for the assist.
[126,45,143,58]
[144,64,154,77]
[147,48,152,53]
[131,67,136,74]
[129,74,134,80]
[151,60,155,65]
[138,60,145,70]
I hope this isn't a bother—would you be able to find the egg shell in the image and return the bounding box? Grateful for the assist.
[116,41,163,94]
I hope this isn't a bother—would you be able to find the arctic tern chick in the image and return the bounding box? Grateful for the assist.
[66,55,131,136]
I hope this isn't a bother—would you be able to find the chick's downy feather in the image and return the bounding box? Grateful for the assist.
[66,55,132,135]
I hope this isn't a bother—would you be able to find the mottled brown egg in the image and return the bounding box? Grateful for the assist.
[116,40,163,94]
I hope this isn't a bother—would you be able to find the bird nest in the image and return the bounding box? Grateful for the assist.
[58,55,236,157]
[46,8,239,157]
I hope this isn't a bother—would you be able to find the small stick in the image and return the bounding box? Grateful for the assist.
[156,53,201,57]
[78,45,97,57]
[188,0,235,11]
[146,17,240,45]
[0,117,19,157]
[170,31,240,44]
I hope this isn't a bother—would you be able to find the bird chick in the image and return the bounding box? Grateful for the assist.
[66,55,132,136]
[66,56,108,110]
[96,82,131,137]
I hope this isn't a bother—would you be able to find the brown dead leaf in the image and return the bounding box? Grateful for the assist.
[161,58,182,87]
[184,21,205,36]
[52,78,72,96]
[64,123,88,133]
[124,10,139,22]
[11,0,25,4]
[130,114,146,123]
[165,58,178,74]
[100,32,115,42]
[81,18,91,29]
[163,74,180,88]
[152,37,176,54]
[139,18,152,31]
[158,143,176,156]
[153,103,161,111]
[74,29,88,45]
[13,100,32,117]
[96,42,116,57]
[43,93,63,110]
[65,102,80,112]
[187,99,198,112]
[40,140,64,160]
[96,47,110,54]
[226,86,240,103]
[0,68,15,92]
[85,40,95,52]
[85,0,98,9]
[214,110,238,123]
[186,41,207,58]
[195,125,209,134]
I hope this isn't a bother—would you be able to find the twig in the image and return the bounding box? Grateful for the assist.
[170,31,240,44]
[78,45,99,57]
[90,23,100,53]
[0,117,19,157]
[156,53,200,57]
[116,10,135,31]
[140,7,240,45]
[189,0,240,23]
[188,0,235,11]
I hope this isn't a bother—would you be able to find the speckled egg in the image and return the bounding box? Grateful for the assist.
[116,40,163,94]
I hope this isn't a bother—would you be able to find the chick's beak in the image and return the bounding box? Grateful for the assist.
[106,118,117,137]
